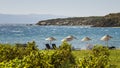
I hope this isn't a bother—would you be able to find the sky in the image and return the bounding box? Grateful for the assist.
[0,0,120,17]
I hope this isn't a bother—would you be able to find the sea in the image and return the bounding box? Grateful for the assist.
[0,24,120,49]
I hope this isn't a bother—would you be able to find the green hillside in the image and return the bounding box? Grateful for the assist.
[37,13,120,27]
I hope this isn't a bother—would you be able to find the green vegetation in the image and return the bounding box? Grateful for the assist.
[37,13,120,27]
[0,41,120,68]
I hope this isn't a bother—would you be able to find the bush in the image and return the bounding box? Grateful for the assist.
[0,41,38,62]
[59,41,72,51]
[0,44,17,62]
[51,41,75,68]
[77,45,110,68]
[0,51,53,68]
[0,42,111,68]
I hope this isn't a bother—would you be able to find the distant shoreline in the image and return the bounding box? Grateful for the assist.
[1,24,120,28]
[112,27,120,28]
[36,13,120,27]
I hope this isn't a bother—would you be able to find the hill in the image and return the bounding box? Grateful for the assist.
[37,13,120,27]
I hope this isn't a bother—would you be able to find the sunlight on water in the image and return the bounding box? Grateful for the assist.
[0,25,120,49]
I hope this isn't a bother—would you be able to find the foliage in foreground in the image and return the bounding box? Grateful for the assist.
[0,41,75,68]
[51,42,75,68]
[77,45,110,68]
[0,42,111,68]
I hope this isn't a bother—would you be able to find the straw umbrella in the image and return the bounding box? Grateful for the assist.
[81,37,91,42]
[81,37,91,45]
[61,35,77,42]
[81,37,92,49]
[61,37,73,42]
[45,37,56,45]
[66,35,77,39]
[100,35,112,47]
[61,36,76,50]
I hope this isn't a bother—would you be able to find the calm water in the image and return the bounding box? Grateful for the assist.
[0,24,120,49]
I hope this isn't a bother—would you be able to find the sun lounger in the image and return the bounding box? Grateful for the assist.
[15,43,27,47]
[109,46,116,49]
[45,44,51,49]
[52,44,57,49]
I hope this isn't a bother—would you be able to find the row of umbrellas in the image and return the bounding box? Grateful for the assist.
[45,35,77,44]
[45,35,112,46]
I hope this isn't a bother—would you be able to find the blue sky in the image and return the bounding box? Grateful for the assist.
[0,0,120,16]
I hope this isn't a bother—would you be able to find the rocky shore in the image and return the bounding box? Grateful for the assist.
[36,13,120,27]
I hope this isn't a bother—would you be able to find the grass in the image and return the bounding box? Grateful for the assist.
[72,50,90,59]
[72,49,120,68]
[41,49,120,67]
[109,50,120,68]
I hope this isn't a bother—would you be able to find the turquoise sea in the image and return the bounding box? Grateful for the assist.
[0,24,120,49]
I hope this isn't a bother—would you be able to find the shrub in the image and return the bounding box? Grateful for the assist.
[0,51,53,68]
[77,45,110,68]
[0,44,17,62]
[51,41,75,68]
[0,41,38,62]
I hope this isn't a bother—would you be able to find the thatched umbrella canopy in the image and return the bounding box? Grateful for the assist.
[100,35,112,46]
[66,35,77,39]
[100,35,112,41]
[45,37,56,44]
[61,37,73,42]
[81,37,92,49]
[61,35,77,42]
[81,37,91,42]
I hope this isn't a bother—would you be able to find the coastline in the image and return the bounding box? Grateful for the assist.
[112,27,120,28]
[37,13,120,27]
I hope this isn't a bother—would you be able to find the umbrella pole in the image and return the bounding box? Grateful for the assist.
[87,41,89,45]
[50,41,51,45]
[106,41,108,47]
